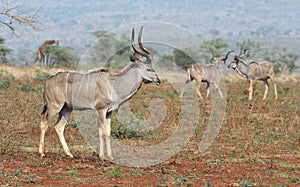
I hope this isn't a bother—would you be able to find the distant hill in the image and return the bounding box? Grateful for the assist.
[2,0,300,64]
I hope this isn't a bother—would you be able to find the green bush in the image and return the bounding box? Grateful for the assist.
[0,75,14,89]
[35,72,50,82]
[108,166,122,178]
[0,79,11,89]
[19,82,35,92]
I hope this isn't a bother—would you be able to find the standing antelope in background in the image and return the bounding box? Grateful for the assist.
[227,49,278,100]
[35,40,59,67]
[39,26,161,160]
[180,50,234,99]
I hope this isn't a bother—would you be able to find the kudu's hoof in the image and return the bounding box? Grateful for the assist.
[40,153,46,159]
[66,152,74,158]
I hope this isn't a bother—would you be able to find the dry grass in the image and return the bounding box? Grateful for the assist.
[0,64,299,186]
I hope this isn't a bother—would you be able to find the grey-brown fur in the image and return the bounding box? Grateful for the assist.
[39,26,161,160]
[227,49,278,100]
[180,50,234,99]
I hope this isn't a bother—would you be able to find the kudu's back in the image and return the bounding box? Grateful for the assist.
[189,63,222,83]
[43,70,113,111]
[248,61,275,80]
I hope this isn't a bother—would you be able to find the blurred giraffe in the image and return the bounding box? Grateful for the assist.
[34,40,59,66]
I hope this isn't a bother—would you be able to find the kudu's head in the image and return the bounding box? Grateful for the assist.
[55,40,59,46]
[210,49,234,68]
[130,26,160,85]
[227,49,248,70]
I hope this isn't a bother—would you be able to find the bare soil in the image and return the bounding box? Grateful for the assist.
[0,65,299,186]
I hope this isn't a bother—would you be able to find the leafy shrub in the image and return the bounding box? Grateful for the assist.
[108,166,122,178]
[19,82,35,92]
[68,117,78,129]
[0,75,14,89]
[35,72,50,82]
[112,125,148,139]
[0,79,11,89]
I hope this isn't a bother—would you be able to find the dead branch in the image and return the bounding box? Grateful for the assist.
[0,2,43,35]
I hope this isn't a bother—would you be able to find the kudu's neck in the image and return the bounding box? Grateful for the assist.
[236,59,249,78]
[109,65,143,104]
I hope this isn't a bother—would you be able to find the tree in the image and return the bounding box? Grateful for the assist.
[46,46,78,68]
[0,37,12,63]
[209,29,220,38]
[173,38,229,69]
[202,38,229,58]
[235,39,300,74]
[0,1,43,34]
[173,48,197,69]
[269,47,299,74]
[235,39,262,59]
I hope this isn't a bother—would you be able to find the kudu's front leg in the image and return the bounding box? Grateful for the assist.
[55,116,74,158]
[262,80,269,100]
[97,109,114,161]
[97,110,105,161]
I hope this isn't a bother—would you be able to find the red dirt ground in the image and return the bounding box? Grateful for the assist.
[0,67,299,186]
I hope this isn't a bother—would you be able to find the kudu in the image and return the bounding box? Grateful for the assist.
[39,26,161,160]
[227,49,278,100]
[180,50,234,99]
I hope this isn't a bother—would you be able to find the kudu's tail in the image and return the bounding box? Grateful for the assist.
[41,92,47,115]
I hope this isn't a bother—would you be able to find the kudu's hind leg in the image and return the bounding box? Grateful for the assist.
[194,81,203,100]
[39,107,56,158]
[54,105,73,158]
[39,117,49,158]
[206,82,210,97]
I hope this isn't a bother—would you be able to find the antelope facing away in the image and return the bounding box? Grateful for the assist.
[227,49,278,100]
[180,50,234,99]
[39,26,161,160]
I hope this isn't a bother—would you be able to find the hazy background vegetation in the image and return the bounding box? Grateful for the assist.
[1,0,300,73]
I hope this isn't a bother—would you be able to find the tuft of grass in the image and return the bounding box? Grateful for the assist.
[108,166,122,178]
[19,81,35,92]
[68,117,78,129]
[69,169,78,177]
[0,75,14,90]
[35,72,50,82]
[46,172,52,179]
[174,175,193,186]
[0,79,11,89]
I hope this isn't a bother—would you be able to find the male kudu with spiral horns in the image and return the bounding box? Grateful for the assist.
[39,26,161,161]
[227,49,277,100]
